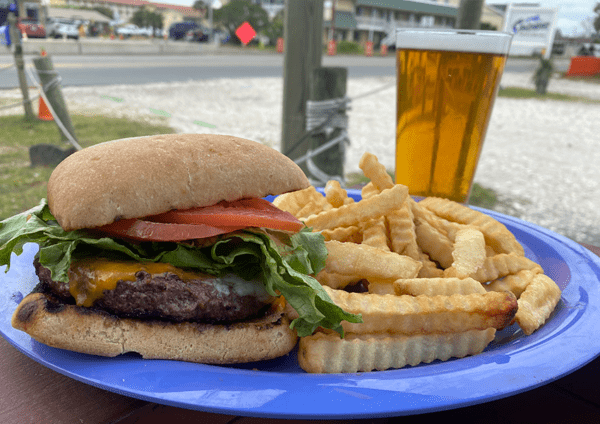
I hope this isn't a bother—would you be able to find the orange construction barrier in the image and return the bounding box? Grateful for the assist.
[38,96,53,121]
[327,40,336,56]
[380,44,388,56]
[565,56,600,77]
[365,41,373,57]
[276,37,284,53]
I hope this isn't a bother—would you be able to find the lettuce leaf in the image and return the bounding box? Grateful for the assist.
[1,199,361,337]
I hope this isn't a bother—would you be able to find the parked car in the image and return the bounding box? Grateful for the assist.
[17,18,46,39]
[185,27,208,42]
[116,24,153,38]
[169,21,199,40]
[46,18,79,40]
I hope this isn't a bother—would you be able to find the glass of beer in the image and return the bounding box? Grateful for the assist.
[395,29,512,203]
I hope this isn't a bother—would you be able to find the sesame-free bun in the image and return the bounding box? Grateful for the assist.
[47,134,309,231]
[12,290,298,364]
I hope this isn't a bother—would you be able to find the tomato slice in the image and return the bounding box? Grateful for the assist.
[151,198,304,233]
[97,218,247,242]
[95,198,304,242]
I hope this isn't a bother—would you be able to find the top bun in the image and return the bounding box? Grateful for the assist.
[48,134,309,230]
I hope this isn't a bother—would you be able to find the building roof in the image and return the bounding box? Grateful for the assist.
[73,0,202,18]
[150,2,202,18]
[356,0,458,17]
[325,11,358,29]
[48,7,112,22]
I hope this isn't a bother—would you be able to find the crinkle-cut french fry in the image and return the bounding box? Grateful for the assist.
[444,227,487,279]
[486,245,498,257]
[410,199,462,239]
[273,186,326,217]
[304,184,409,231]
[359,216,390,252]
[419,197,525,256]
[485,269,541,297]
[298,328,496,373]
[469,253,543,283]
[387,200,420,260]
[321,226,361,243]
[367,281,395,295]
[323,241,422,282]
[417,252,444,278]
[361,181,379,200]
[394,277,486,296]
[323,286,518,334]
[315,270,359,290]
[324,180,354,208]
[515,273,562,335]
[296,199,332,219]
[414,218,454,269]
[358,152,394,191]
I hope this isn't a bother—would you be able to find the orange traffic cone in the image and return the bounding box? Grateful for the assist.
[38,96,53,121]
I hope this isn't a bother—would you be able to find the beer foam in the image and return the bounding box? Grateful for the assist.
[396,29,512,55]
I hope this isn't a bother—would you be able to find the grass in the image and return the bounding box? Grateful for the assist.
[0,114,174,221]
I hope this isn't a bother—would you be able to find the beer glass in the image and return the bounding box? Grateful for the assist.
[395,29,512,203]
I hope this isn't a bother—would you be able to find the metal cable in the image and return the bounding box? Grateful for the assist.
[25,64,82,151]
[293,96,351,185]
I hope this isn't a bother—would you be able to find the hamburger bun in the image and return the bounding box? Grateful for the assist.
[47,133,309,231]
[12,289,297,364]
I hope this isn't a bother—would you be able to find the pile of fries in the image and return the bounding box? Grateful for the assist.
[275,152,562,373]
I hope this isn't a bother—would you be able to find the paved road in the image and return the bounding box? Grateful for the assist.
[0,53,570,89]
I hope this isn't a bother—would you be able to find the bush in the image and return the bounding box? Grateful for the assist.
[335,40,362,54]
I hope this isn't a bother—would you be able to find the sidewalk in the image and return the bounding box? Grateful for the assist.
[1,71,599,247]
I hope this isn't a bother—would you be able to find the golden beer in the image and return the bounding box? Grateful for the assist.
[395,30,511,203]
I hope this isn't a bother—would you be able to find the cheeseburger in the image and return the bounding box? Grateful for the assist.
[0,134,360,364]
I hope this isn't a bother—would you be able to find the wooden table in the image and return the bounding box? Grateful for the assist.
[2,244,599,424]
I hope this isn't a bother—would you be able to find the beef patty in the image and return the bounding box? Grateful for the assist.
[34,258,276,323]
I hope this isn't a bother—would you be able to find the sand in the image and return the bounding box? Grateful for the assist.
[2,71,599,246]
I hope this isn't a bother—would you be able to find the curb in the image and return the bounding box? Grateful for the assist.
[0,39,280,56]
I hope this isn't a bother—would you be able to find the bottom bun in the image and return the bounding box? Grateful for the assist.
[11,289,298,364]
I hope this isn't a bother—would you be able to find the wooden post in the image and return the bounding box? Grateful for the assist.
[32,55,78,144]
[307,67,347,183]
[7,13,34,120]
[281,0,323,174]
[456,0,484,30]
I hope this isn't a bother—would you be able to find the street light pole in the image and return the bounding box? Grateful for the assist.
[456,0,484,30]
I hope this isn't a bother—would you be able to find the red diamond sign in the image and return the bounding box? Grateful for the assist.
[235,21,256,46]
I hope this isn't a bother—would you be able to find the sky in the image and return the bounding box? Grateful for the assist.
[155,1,597,38]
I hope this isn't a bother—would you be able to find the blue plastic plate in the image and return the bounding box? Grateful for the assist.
[2,195,600,419]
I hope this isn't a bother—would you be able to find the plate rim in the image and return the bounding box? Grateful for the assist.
[2,201,600,419]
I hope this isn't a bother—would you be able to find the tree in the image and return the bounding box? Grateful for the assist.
[193,0,209,12]
[595,3,600,33]
[213,0,269,44]
[263,9,284,45]
[131,7,163,30]
[93,7,114,20]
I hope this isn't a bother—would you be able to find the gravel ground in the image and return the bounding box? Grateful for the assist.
[2,71,599,246]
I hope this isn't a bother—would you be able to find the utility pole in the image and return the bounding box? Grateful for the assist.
[281,0,323,174]
[456,0,484,30]
[7,12,34,120]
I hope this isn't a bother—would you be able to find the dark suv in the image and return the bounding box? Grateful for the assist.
[169,21,199,40]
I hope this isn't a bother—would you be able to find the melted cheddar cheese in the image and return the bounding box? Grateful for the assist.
[67,258,201,307]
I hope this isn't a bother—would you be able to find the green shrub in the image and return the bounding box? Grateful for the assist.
[335,40,363,54]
